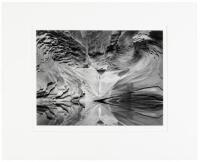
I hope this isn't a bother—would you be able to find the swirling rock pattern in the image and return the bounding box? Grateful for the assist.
[37,30,163,125]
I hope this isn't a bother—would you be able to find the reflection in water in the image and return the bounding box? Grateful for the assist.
[36,30,163,125]
[93,89,163,125]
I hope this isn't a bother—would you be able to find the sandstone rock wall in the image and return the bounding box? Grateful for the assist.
[36,30,163,125]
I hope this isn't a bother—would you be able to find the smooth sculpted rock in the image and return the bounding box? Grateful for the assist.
[36,30,163,125]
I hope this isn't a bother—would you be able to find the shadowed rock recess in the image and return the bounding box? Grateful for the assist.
[37,30,163,125]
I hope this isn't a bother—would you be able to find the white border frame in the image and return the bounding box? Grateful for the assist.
[2,2,197,160]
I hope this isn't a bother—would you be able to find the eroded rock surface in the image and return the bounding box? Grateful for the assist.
[37,30,163,125]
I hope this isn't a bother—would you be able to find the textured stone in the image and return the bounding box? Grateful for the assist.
[36,30,163,125]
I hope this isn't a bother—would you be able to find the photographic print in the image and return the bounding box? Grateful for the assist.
[36,30,163,126]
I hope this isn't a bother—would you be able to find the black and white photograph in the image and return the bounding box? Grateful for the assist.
[2,1,199,160]
[37,30,163,125]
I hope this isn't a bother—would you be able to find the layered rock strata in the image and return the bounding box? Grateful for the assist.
[37,30,163,125]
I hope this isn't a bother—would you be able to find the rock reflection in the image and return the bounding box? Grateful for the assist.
[36,30,163,125]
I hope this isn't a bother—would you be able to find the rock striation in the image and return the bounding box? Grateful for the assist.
[37,30,163,125]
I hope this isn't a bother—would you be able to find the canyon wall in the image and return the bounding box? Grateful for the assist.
[36,30,163,125]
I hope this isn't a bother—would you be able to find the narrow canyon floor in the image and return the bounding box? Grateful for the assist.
[37,30,163,125]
